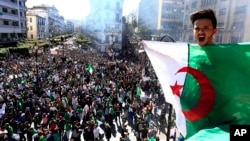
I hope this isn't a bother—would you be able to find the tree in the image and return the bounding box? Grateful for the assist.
[138,25,152,40]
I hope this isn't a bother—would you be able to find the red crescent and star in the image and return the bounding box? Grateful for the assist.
[170,66,216,121]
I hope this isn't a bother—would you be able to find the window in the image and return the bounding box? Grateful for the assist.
[201,0,217,7]
[11,9,17,15]
[20,12,22,16]
[201,0,205,7]
[219,8,226,16]
[31,34,33,39]
[116,13,119,22]
[235,6,247,14]
[115,24,119,29]
[10,0,17,3]
[230,36,241,43]
[232,22,244,30]
[12,21,19,26]
[106,24,110,29]
[30,26,32,30]
[21,22,23,28]
[116,2,120,10]
[3,21,9,25]
[191,2,197,8]
[215,36,222,43]
[217,22,224,27]
[30,18,32,22]
[2,8,8,13]
[2,33,8,38]
[188,35,193,41]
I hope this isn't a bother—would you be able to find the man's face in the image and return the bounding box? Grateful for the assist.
[193,19,217,46]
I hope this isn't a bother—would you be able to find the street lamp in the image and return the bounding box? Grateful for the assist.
[29,44,43,88]
[109,29,115,60]
[109,30,114,48]
[61,36,66,62]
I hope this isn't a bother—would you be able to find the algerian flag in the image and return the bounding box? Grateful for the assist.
[143,41,250,140]
[17,79,26,84]
[136,85,141,97]
[148,138,156,141]
[62,96,68,108]
[87,64,93,74]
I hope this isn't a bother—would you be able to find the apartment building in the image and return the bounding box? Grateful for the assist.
[26,13,45,40]
[0,0,27,43]
[183,0,250,43]
[65,20,74,34]
[84,0,124,52]
[27,4,66,39]
[138,0,185,41]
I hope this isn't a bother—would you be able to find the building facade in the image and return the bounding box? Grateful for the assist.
[26,13,45,39]
[0,0,27,43]
[65,20,74,34]
[182,0,250,43]
[27,4,66,39]
[84,0,124,52]
[138,0,185,41]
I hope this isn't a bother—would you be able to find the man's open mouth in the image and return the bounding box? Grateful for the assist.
[198,36,205,42]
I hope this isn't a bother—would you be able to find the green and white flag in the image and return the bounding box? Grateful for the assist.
[62,96,68,108]
[143,41,250,140]
[136,85,141,97]
[87,64,93,74]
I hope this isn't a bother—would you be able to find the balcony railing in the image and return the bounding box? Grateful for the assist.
[0,12,19,20]
[104,29,121,33]
[0,0,18,8]
[19,5,27,11]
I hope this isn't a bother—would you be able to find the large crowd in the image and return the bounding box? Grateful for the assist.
[0,40,170,141]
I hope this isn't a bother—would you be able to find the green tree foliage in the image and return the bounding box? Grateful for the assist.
[75,34,90,45]
[138,25,152,40]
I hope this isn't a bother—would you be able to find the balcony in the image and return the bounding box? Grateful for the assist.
[20,16,26,21]
[21,27,27,32]
[104,29,121,33]
[0,24,20,33]
[19,5,27,11]
[0,12,19,20]
[0,0,18,8]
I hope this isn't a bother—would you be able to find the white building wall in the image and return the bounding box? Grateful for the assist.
[86,0,124,51]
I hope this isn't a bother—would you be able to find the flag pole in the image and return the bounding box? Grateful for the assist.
[159,35,175,141]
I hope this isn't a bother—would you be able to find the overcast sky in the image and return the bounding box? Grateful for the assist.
[26,0,141,20]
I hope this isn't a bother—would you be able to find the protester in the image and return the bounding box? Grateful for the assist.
[0,37,168,141]
[190,8,217,46]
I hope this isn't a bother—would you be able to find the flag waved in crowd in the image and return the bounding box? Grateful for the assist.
[143,40,250,140]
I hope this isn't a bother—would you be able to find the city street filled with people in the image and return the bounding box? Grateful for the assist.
[0,37,178,141]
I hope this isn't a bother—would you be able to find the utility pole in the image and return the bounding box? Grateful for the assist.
[109,30,115,60]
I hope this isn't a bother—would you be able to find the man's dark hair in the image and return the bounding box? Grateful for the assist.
[190,9,217,28]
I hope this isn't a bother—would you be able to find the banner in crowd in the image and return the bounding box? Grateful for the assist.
[143,41,250,140]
